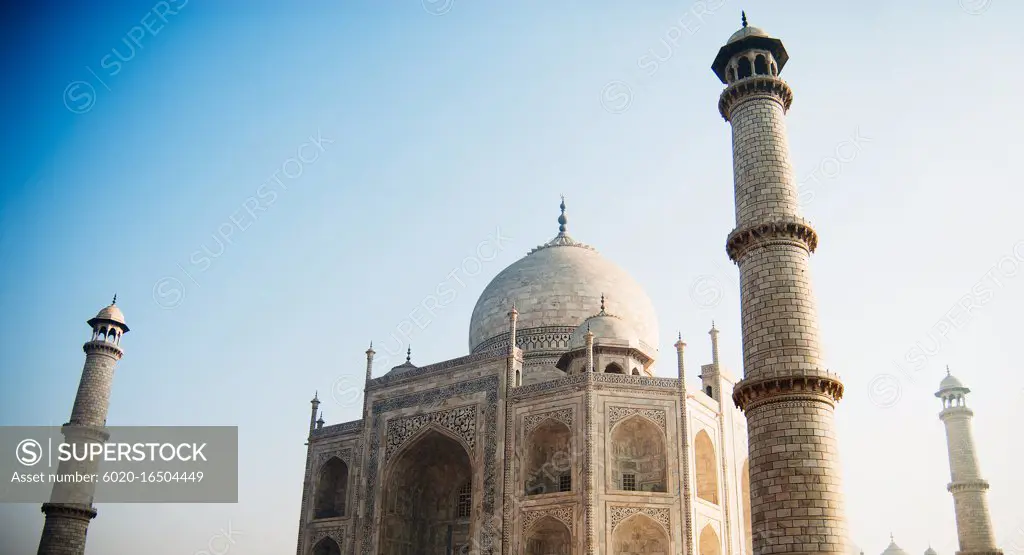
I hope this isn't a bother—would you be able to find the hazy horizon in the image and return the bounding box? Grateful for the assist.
[1,0,1022,553]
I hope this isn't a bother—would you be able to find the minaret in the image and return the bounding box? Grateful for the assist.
[38,297,129,555]
[308,392,320,435]
[700,322,722,401]
[936,369,1002,555]
[712,14,847,555]
[674,333,695,553]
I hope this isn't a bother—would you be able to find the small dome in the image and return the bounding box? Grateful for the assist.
[881,540,909,555]
[569,313,639,349]
[89,298,128,332]
[728,25,770,44]
[95,304,126,325]
[924,548,937,555]
[939,373,964,390]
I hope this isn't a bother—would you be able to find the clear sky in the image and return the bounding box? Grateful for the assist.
[1,0,1022,553]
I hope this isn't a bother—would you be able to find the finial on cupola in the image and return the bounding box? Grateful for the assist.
[406,346,412,363]
[946,365,951,376]
[558,195,568,234]
[600,293,606,313]
[741,11,748,28]
[111,294,117,305]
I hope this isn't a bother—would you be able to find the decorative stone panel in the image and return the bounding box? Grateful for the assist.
[609,506,671,532]
[523,408,574,436]
[308,527,345,552]
[522,506,574,533]
[315,447,353,470]
[608,406,667,433]
[384,405,477,463]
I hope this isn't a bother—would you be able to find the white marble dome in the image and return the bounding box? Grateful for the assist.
[469,207,658,355]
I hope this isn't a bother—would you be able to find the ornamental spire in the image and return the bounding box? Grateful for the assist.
[741,10,748,28]
[111,294,117,305]
[558,195,568,234]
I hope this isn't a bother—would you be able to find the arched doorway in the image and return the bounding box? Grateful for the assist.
[381,429,473,555]
[314,457,348,519]
[699,524,721,555]
[610,415,666,492]
[312,537,341,555]
[612,514,669,554]
[694,430,719,504]
[524,516,571,555]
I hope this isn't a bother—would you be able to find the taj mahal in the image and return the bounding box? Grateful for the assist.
[34,15,1005,555]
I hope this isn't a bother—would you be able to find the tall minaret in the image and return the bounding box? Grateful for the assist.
[38,297,129,555]
[936,369,1002,555]
[712,14,847,555]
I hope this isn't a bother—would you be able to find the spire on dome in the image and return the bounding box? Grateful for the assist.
[111,294,117,305]
[558,195,568,233]
[406,346,412,363]
[600,293,606,313]
[741,10,748,28]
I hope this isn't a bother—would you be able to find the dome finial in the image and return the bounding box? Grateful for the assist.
[406,346,412,363]
[741,10,748,28]
[600,293,606,313]
[111,293,117,305]
[558,195,568,233]
[946,365,951,376]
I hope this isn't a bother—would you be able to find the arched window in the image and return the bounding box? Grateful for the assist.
[610,416,666,492]
[605,363,625,374]
[738,57,752,79]
[613,514,669,554]
[754,54,768,75]
[312,538,341,555]
[705,385,713,398]
[515,369,521,387]
[456,481,471,518]
[699,524,721,555]
[314,458,348,518]
[695,430,719,504]
[727,66,736,82]
[525,516,571,555]
[525,420,572,495]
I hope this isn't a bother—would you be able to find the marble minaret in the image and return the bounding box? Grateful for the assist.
[936,369,1002,555]
[38,298,128,555]
[712,14,847,555]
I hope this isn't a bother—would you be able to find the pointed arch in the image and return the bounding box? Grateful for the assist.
[741,458,753,554]
[314,457,348,519]
[695,429,719,504]
[311,537,341,555]
[381,428,472,554]
[610,415,666,492]
[699,524,721,555]
[613,513,670,554]
[525,419,572,495]
[604,362,625,374]
[754,54,768,75]
[737,56,752,79]
[524,516,571,555]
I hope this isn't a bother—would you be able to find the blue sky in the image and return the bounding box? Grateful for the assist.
[2,0,1023,553]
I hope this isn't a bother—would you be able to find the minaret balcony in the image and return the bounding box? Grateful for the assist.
[718,75,793,120]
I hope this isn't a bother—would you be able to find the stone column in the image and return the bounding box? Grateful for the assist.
[712,20,846,555]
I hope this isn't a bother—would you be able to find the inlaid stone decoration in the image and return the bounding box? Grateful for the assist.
[522,506,574,532]
[384,405,477,464]
[608,506,671,532]
[308,528,345,550]
[523,407,574,436]
[607,406,667,433]
[315,448,352,470]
